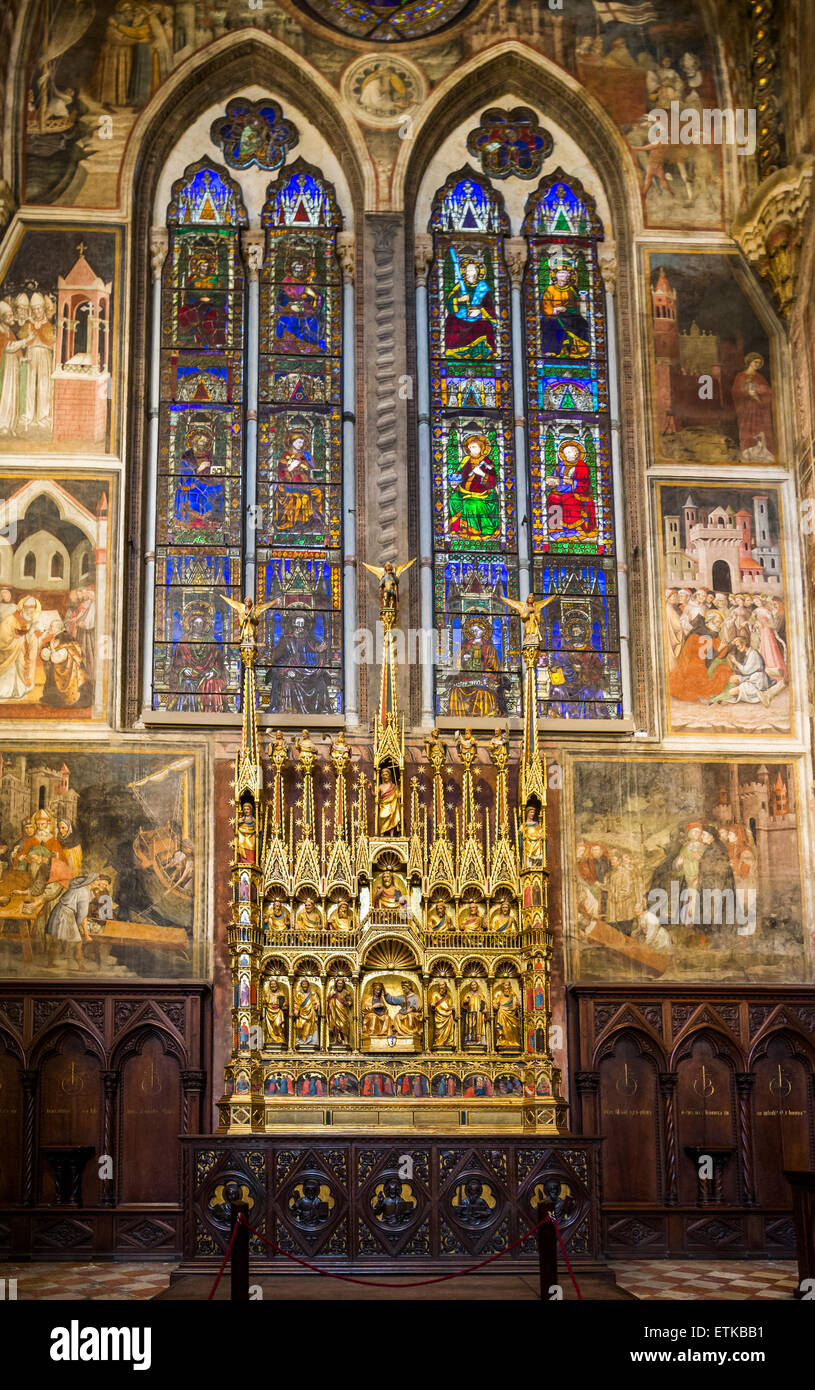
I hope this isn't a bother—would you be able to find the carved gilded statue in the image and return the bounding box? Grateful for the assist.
[377,764,401,836]
[461,980,488,1046]
[328,897,354,931]
[362,557,416,619]
[361,976,422,1043]
[492,980,521,1050]
[428,896,455,933]
[489,894,518,934]
[326,975,353,1048]
[424,726,447,774]
[488,725,509,770]
[266,894,290,933]
[361,980,390,1039]
[295,892,323,931]
[458,897,485,933]
[523,804,545,867]
[235,800,256,863]
[220,593,275,657]
[501,593,553,647]
[429,980,457,1049]
[455,727,478,767]
[371,868,407,913]
[294,977,321,1047]
[262,976,288,1047]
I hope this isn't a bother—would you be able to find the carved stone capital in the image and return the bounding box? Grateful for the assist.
[414,232,433,286]
[241,229,265,281]
[150,228,169,281]
[504,236,527,289]
[598,243,618,295]
[730,155,814,318]
[336,231,355,282]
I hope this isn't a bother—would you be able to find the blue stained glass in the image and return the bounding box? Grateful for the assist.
[167,163,248,227]
[431,176,510,234]
[264,169,340,230]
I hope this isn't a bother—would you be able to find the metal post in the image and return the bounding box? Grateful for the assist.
[229,1200,250,1301]
[537,1205,557,1301]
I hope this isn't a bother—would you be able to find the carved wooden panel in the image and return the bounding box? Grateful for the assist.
[180,1135,604,1274]
[38,1032,102,1205]
[119,1036,183,1204]
[571,985,815,1256]
[753,1039,814,1207]
[0,983,209,1256]
[597,1038,660,1204]
[0,1046,22,1204]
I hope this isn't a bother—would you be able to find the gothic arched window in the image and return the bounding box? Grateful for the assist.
[522,172,623,720]
[152,158,248,714]
[255,161,344,715]
[149,153,346,717]
[428,169,521,720]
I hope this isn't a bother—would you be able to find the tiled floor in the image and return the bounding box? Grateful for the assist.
[0,1258,798,1300]
[610,1260,798,1301]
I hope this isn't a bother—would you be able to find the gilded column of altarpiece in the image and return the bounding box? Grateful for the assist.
[219,569,567,1133]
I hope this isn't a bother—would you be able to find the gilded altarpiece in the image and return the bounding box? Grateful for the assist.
[218,568,566,1133]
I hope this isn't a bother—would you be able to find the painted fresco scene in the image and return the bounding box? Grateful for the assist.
[26,1,722,232]
[0,474,112,721]
[571,759,805,984]
[657,483,790,734]
[0,227,117,453]
[0,748,203,978]
[647,252,776,465]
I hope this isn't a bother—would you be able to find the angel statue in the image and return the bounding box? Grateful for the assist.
[501,593,553,648]
[362,558,416,622]
[220,594,275,660]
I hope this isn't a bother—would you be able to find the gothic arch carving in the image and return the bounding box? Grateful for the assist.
[594,1026,666,1071]
[30,1021,106,1070]
[748,1024,815,1070]
[671,1025,746,1071]
[111,1023,187,1071]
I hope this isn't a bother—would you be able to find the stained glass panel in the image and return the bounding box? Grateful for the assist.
[258,161,344,711]
[429,171,517,715]
[523,172,623,721]
[152,159,248,713]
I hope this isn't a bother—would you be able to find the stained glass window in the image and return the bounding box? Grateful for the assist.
[153,159,248,713]
[428,169,521,719]
[294,0,475,42]
[256,160,344,714]
[523,172,623,720]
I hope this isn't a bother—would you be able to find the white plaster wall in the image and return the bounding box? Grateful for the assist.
[152,84,354,228]
[413,93,613,235]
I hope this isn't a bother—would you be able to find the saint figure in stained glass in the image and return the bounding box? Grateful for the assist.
[443,246,496,361]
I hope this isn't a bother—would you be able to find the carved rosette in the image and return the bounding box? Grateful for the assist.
[730,155,814,318]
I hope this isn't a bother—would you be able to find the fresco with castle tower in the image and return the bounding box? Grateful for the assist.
[0,747,204,979]
[656,483,791,735]
[646,252,776,465]
[569,758,805,984]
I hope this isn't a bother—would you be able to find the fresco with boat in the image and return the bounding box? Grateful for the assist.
[0,745,205,978]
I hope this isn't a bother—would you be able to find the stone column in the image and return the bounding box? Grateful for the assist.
[600,244,632,721]
[362,215,412,718]
[337,230,359,726]
[414,232,434,727]
[141,228,168,712]
[505,237,531,601]
[241,230,264,603]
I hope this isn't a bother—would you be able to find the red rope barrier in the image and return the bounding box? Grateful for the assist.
[206,1210,583,1298]
[549,1215,583,1300]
